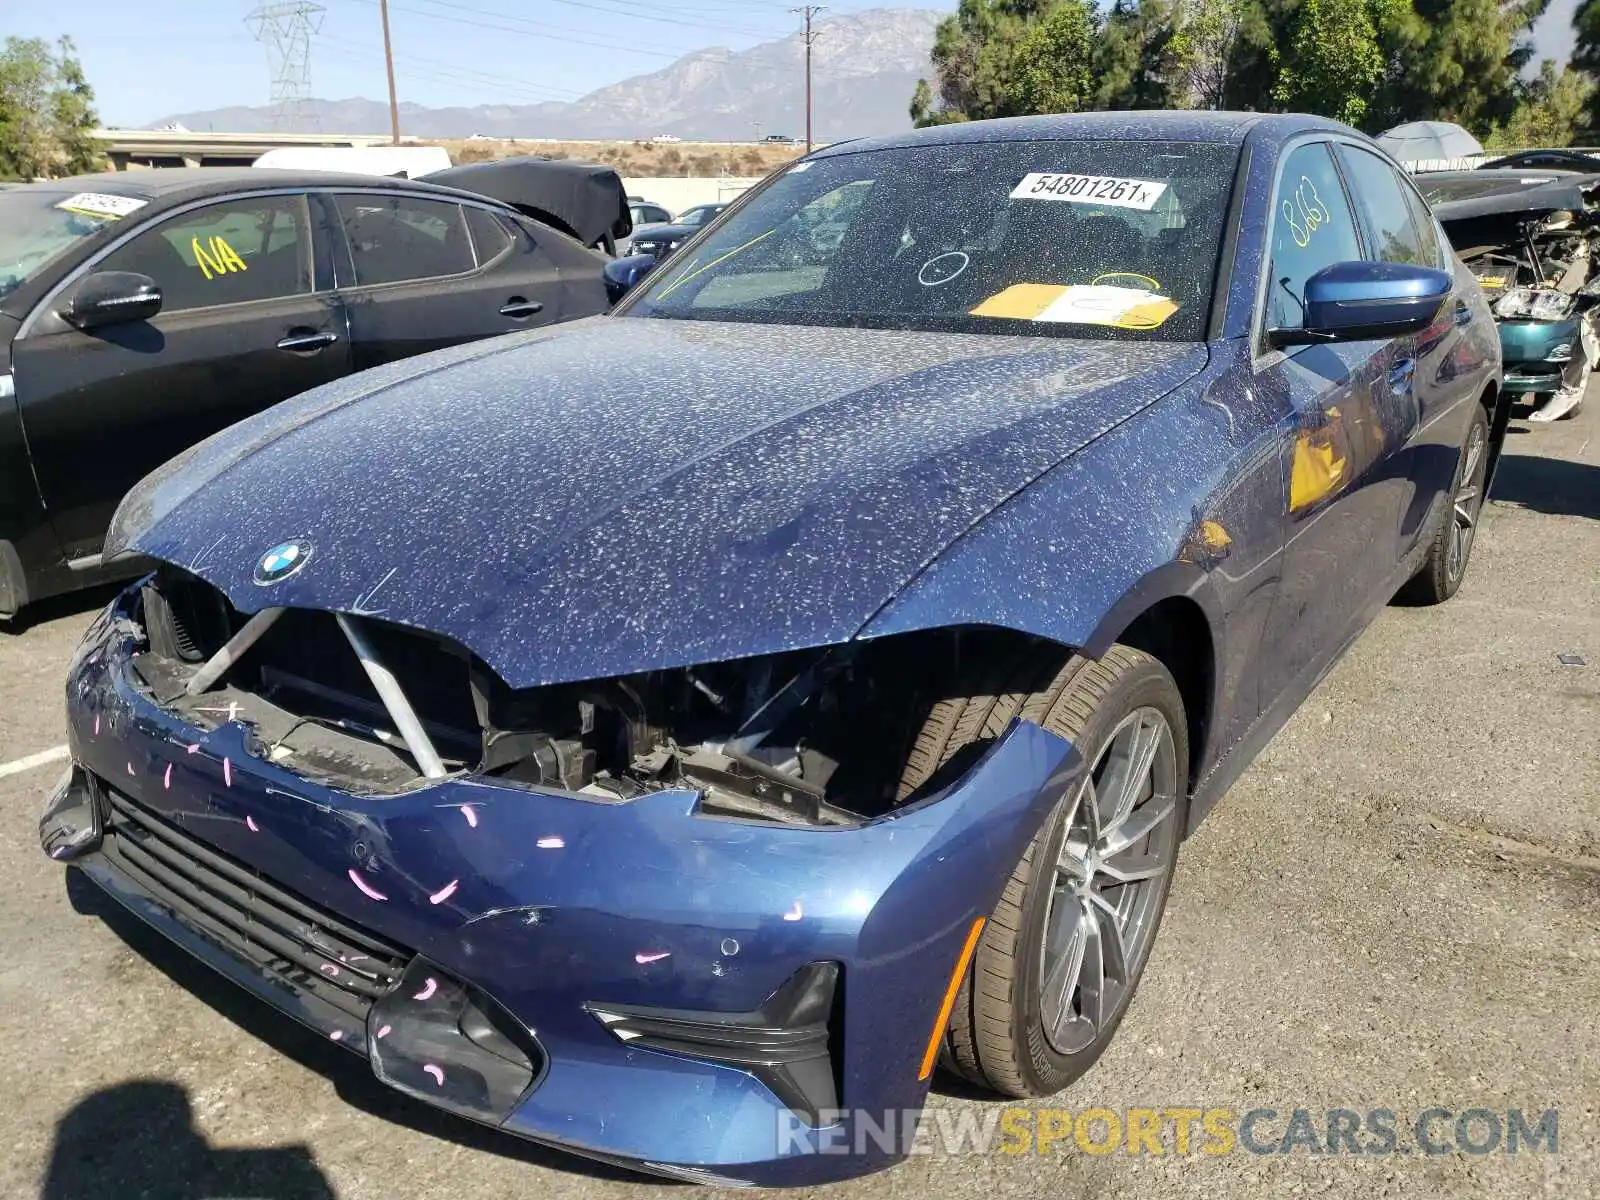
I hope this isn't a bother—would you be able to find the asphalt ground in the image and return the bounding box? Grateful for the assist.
[0,395,1595,1200]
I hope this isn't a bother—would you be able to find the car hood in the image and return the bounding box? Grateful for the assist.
[109,316,1207,689]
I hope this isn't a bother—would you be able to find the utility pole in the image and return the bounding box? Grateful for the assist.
[379,0,401,144]
[790,5,824,152]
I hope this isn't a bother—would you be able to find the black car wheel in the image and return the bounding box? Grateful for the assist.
[898,644,1189,1098]
[1400,402,1489,605]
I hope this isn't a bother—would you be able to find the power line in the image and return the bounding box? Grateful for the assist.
[318,34,583,104]
[790,5,824,152]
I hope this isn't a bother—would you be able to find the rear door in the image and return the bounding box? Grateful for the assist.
[1252,140,1409,700]
[327,191,566,372]
[1333,141,1471,556]
[10,192,350,559]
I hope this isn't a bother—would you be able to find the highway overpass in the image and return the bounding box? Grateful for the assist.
[95,129,392,170]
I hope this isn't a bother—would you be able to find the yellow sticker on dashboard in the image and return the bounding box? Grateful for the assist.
[971,283,1178,329]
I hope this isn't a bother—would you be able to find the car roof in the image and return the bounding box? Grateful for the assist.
[808,110,1354,159]
[33,167,495,205]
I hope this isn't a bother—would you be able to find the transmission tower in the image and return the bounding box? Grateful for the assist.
[247,1,326,132]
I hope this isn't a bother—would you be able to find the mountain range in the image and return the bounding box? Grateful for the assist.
[149,8,942,142]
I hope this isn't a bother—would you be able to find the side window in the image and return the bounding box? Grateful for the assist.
[336,195,475,286]
[1399,179,1450,270]
[1265,143,1364,333]
[464,207,515,265]
[99,195,311,314]
[1334,145,1430,267]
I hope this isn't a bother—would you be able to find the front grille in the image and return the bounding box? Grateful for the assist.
[94,778,410,1021]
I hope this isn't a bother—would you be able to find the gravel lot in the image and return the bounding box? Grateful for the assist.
[1,398,1595,1200]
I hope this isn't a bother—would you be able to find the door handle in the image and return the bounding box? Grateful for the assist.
[1388,357,1416,392]
[499,299,544,319]
[277,330,339,352]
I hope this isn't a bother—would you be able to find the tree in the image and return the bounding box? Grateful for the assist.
[910,0,1099,125]
[1173,0,1248,110]
[1486,61,1593,147]
[1092,0,1186,110]
[0,36,103,181]
[1271,0,1387,126]
[1371,0,1549,132]
[1574,0,1600,134]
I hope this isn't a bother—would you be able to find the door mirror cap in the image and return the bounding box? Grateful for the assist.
[603,253,659,306]
[62,271,163,330]
[1269,261,1452,347]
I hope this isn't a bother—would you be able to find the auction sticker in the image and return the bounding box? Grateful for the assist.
[55,192,148,219]
[1011,172,1167,211]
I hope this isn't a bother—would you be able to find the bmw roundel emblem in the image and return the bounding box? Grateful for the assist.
[254,538,313,585]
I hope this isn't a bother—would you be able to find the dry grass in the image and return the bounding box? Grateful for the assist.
[429,138,804,177]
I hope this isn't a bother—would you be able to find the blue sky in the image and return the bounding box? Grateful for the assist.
[6,0,1581,127]
[8,0,953,125]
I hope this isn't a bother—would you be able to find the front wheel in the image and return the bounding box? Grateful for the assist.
[900,644,1189,1098]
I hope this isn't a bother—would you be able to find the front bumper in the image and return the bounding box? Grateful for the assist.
[42,590,1080,1185]
[1499,316,1583,395]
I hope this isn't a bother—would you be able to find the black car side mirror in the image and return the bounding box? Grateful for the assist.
[62,271,163,330]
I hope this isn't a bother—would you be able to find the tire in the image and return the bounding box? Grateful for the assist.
[1399,402,1489,605]
[900,643,1190,1098]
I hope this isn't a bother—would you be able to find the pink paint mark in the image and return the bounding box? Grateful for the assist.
[460,805,478,828]
[163,764,173,790]
[347,869,388,901]
[634,950,671,965]
[429,879,459,905]
[423,1063,445,1087]
[536,835,564,849]
[783,900,804,922]
[376,1024,392,1039]
[319,963,340,977]
[413,977,439,1001]
[245,815,259,832]
[93,714,101,737]
[125,761,136,777]
[329,1030,345,1041]
[185,743,200,754]
[223,757,232,787]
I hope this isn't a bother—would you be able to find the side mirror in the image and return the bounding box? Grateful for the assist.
[603,253,660,305]
[62,271,162,330]
[1269,261,1452,347]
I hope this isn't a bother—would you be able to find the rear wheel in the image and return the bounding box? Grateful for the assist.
[1400,402,1489,605]
[900,644,1189,1098]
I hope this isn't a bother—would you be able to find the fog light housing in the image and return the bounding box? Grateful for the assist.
[586,961,842,1125]
[368,959,545,1123]
[39,766,102,861]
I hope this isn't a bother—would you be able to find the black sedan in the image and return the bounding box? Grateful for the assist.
[0,162,626,619]
[630,202,730,260]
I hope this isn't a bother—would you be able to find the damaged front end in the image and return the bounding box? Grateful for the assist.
[42,569,1081,1185]
[1434,177,1600,407]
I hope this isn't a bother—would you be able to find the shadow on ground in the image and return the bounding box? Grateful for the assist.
[64,871,669,1188]
[1489,454,1600,520]
[39,1079,335,1200]
[1,582,124,636]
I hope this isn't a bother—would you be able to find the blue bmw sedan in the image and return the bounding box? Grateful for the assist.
[42,112,1502,1186]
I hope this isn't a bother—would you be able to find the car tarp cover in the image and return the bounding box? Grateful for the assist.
[427,157,631,245]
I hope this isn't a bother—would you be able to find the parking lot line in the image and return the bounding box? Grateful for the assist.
[0,745,69,780]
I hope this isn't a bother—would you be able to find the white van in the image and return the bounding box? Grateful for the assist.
[251,145,453,178]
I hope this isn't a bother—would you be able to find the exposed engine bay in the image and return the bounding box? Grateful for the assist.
[1447,207,1596,312]
[125,565,1002,827]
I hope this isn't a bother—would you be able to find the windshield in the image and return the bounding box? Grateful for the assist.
[0,188,148,301]
[621,139,1239,341]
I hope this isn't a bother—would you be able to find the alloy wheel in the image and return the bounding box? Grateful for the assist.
[1038,706,1180,1056]
[1447,422,1487,586]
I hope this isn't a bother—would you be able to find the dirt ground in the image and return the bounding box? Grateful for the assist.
[433,138,803,178]
[0,396,1595,1199]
